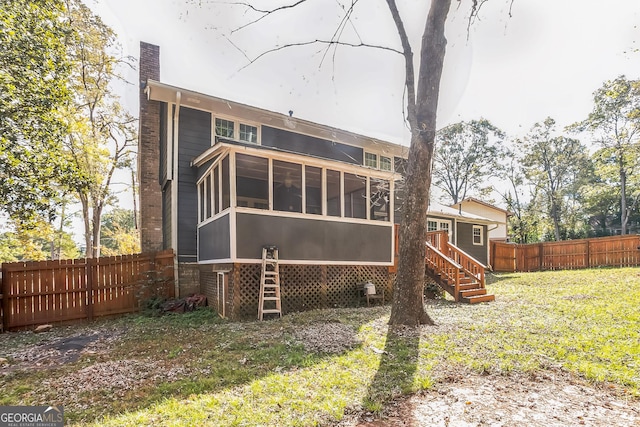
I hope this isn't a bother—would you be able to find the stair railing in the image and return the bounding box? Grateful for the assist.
[444,242,487,289]
[425,240,462,301]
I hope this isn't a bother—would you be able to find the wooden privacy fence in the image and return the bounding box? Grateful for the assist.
[1,250,174,331]
[491,235,640,272]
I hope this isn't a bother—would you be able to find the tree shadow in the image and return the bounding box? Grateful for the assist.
[364,325,421,413]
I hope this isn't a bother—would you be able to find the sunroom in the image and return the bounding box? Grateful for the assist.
[193,140,399,266]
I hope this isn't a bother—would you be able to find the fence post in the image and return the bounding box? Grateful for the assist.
[86,258,95,321]
[538,243,544,271]
[586,240,591,268]
[1,266,7,332]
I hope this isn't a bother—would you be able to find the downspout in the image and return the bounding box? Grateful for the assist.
[172,91,181,297]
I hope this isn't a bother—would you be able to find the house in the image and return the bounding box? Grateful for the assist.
[137,42,495,317]
[450,197,510,242]
[426,202,498,266]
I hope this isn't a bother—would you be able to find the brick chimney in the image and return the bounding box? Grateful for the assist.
[138,42,163,252]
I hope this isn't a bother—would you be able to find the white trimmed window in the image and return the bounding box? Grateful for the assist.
[239,124,258,143]
[364,152,377,168]
[380,156,392,171]
[215,118,234,138]
[473,225,483,245]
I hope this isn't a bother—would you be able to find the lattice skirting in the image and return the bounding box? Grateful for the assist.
[200,263,393,319]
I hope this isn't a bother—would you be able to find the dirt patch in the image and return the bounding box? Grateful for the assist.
[293,322,360,353]
[0,326,124,373]
[40,359,192,409]
[348,370,640,427]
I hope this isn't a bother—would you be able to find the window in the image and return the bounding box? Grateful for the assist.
[380,156,392,171]
[427,218,453,242]
[239,124,258,143]
[370,178,390,221]
[215,118,234,138]
[305,166,322,215]
[364,152,377,168]
[273,160,302,213]
[221,156,230,209]
[473,225,483,245]
[213,165,220,214]
[344,173,366,219]
[326,170,341,217]
[206,174,212,218]
[236,154,268,209]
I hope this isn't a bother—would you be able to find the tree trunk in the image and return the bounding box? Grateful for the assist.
[80,193,93,258]
[550,193,561,241]
[92,204,102,259]
[620,162,628,235]
[389,0,451,326]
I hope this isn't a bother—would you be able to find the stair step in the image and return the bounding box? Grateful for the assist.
[458,283,480,290]
[464,294,495,304]
[460,288,487,298]
[261,309,282,314]
[262,297,280,301]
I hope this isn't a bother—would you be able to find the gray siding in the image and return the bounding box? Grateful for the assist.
[236,213,392,263]
[456,222,488,265]
[261,126,363,165]
[162,184,172,250]
[198,214,231,261]
[178,107,212,262]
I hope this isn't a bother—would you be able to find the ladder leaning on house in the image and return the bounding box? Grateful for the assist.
[258,246,282,320]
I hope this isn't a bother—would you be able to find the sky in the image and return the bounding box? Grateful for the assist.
[90,0,640,146]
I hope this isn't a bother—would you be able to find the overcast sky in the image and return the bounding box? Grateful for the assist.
[92,0,640,146]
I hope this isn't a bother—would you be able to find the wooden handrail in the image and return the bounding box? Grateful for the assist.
[445,242,486,289]
[425,241,461,301]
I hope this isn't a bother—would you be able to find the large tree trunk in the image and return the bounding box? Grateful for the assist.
[80,193,93,259]
[620,161,628,235]
[389,0,451,326]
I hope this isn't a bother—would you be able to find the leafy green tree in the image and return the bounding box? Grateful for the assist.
[521,118,591,241]
[0,219,80,263]
[496,147,540,243]
[64,0,137,258]
[100,209,140,256]
[434,119,504,204]
[573,76,640,235]
[0,0,80,226]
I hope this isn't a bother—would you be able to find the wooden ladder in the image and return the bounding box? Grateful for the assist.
[258,246,282,320]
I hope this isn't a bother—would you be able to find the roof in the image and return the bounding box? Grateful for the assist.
[451,197,512,216]
[144,80,408,158]
[428,202,498,225]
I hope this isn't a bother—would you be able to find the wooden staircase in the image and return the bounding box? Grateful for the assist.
[424,231,495,303]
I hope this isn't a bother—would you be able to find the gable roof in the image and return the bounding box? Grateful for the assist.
[428,202,498,225]
[451,197,512,216]
[144,79,408,158]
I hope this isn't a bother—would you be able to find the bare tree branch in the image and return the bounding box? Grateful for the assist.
[385,0,417,126]
[229,0,310,34]
[238,39,403,72]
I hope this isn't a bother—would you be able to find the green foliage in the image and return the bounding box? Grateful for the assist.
[0,0,81,226]
[520,118,592,241]
[63,0,137,257]
[434,118,505,204]
[100,208,140,256]
[574,76,640,234]
[0,219,79,262]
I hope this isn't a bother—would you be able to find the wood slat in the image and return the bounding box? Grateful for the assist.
[1,250,175,330]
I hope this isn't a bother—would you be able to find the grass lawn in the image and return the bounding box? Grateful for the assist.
[1,267,638,426]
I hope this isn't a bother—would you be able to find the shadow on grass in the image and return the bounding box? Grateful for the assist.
[51,306,390,424]
[364,325,420,413]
